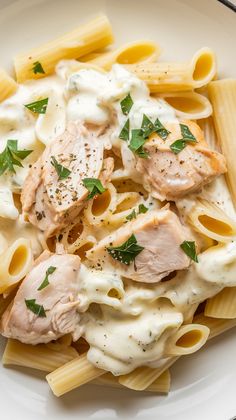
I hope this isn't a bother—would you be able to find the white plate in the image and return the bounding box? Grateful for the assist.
[0,0,236,419]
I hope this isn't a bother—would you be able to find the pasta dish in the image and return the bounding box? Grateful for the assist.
[0,14,236,396]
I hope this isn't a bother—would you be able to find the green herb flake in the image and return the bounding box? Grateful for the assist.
[107,234,144,265]
[51,156,71,180]
[180,240,198,263]
[119,119,130,141]
[0,139,33,176]
[180,124,196,142]
[37,266,56,291]
[126,209,137,221]
[141,114,155,139]
[25,98,48,114]
[32,61,45,75]
[154,118,170,140]
[129,129,149,159]
[25,299,46,317]
[82,177,106,200]
[138,204,148,214]
[170,139,186,154]
[120,93,133,116]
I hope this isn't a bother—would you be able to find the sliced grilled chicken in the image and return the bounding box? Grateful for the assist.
[1,250,81,345]
[21,121,114,237]
[87,209,191,283]
[136,120,226,201]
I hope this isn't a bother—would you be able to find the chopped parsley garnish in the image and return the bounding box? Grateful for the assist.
[170,139,186,154]
[25,98,48,114]
[119,119,130,141]
[25,299,46,317]
[37,266,56,291]
[82,177,106,200]
[126,209,137,221]
[180,240,198,263]
[51,156,71,180]
[129,129,149,159]
[107,234,144,265]
[170,124,197,154]
[120,93,133,116]
[0,139,32,175]
[138,203,148,214]
[154,117,170,140]
[141,114,170,140]
[32,61,45,75]
[141,114,155,139]
[180,124,196,142]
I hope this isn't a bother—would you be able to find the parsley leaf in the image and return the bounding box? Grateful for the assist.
[107,234,144,265]
[141,114,155,139]
[0,139,33,175]
[170,139,186,154]
[25,98,48,114]
[120,93,133,116]
[154,118,170,140]
[138,204,148,214]
[126,209,137,221]
[82,178,106,200]
[25,299,46,317]
[51,156,71,180]
[119,119,130,141]
[37,266,56,291]
[32,61,45,75]
[129,129,149,159]
[180,124,196,142]
[180,240,198,263]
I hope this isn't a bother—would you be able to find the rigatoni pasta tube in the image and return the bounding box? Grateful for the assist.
[81,41,161,71]
[46,353,104,396]
[93,370,170,393]
[158,91,212,120]
[0,238,33,294]
[125,48,216,92]
[14,14,114,83]
[205,287,236,319]
[2,339,78,372]
[208,79,236,206]
[166,324,209,356]
[0,68,18,102]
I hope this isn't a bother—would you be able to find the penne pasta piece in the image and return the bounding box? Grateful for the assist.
[81,41,161,70]
[205,287,236,319]
[208,79,236,206]
[92,369,170,393]
[46,353,104,396]
[188,198,236,242]
[2,339,78,372]
[166,324,209,356]
[14,14,114,83]
[118,357,178,391]
[0,68,18,102]
[119,313,236,391]
[0,238,33,294]
[194,312,236,338]
[125,48,216,92]
[158,91,212,120]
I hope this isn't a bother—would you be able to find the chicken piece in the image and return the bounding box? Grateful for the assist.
[136,120,226,201]
[1,250,81,345]
[21,121,114,237]
[87,209,191,283]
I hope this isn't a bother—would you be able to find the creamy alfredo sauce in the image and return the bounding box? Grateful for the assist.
[1,61,236,375]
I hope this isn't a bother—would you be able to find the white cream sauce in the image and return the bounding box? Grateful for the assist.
[0,61,236,376]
